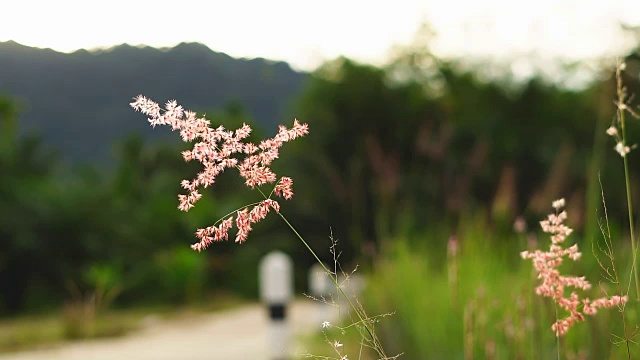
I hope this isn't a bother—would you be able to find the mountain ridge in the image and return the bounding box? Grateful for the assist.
[0,40,308,163]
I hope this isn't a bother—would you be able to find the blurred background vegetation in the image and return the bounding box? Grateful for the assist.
[3,28,640,357]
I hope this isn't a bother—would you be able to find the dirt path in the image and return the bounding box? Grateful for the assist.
[0,300,337,360]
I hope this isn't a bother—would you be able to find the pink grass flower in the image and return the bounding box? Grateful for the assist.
[521,198,627,336]
[130,95,308,249]
[274,177,294,200]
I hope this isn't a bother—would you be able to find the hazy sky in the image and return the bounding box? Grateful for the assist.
[1,0,640,71]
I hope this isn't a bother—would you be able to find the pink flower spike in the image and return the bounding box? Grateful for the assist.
[521,199,624,336]
[235,208,252,244]
[264,199,280,213]
[274,177,294,199]
[178,194,194,212]
[130,96,309,248]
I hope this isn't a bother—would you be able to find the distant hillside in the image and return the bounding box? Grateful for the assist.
[0,41,308,163]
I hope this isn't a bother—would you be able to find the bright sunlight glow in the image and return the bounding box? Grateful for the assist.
[1,0,640,70]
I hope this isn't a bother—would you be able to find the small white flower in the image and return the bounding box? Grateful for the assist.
[615,142,631,157]
[552,199,565,210]
[606,126,618,136]
[340,356,349,360]
[322,321,331,328]
[333,340,343,348]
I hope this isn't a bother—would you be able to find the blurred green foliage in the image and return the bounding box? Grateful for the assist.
[154,247,206,304]
[2,44,640,332]
[287,52,640,266]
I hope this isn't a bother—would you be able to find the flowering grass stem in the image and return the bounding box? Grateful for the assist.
[614,62,640,304]
[131,95,389,358]
[521,199,627,336]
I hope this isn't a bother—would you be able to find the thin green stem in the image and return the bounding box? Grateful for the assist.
[254,186,388,358]
[276,210,388,358]
[597,177,632,358]
[212,201,264,225]
[620,107,640,302]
